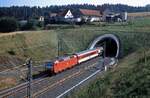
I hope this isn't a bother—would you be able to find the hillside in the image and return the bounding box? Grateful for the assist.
[67,49,150,98]
[0,17,150,68]
[64,18,150,97]
[0,17,150,90]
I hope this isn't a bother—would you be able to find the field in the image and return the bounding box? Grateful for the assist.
[128,12,150,18]
[0,17,150,90]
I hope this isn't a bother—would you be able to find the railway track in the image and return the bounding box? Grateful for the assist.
[31,62,98,98]
[0,57,115,98]
[0,73,49,98]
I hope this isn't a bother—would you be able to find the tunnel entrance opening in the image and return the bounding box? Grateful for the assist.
[89,34,120,58]
[95,38,118,57]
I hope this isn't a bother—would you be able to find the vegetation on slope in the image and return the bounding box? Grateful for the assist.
[0,17,150,91]
[0,17,150,66]
[67,49,150,98]
[65,18,150,98]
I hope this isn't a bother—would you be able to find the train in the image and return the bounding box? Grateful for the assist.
[45,47,103,74]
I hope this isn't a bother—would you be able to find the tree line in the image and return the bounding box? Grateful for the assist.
[0,4,150,20]
[0,4,150,32]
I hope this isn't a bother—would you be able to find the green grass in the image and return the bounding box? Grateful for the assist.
[0,30,58,60]
[0,17,150,92]
[0,17,150,65]
[64,17,150,98]
[66,49,150,98]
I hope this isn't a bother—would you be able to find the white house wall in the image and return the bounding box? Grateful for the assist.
[90,17,101,22]
[64,10,74,19]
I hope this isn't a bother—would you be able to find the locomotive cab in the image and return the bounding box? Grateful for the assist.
[45,62,54,69]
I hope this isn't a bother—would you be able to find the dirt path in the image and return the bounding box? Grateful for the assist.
[0,30,52,37]
[0,31,25,37]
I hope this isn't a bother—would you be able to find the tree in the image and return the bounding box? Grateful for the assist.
[0,4,150,20]
[21,20,34,30]
[20,19,39,30]
[0,17,18,32]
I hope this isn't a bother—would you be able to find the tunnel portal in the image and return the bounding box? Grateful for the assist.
[89,34,121,58]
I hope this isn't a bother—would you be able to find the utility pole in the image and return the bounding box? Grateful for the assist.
[58,37,60,57]
[26,58,32,98]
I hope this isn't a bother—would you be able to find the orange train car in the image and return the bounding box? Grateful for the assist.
[53,55,78,73]
[45,47,103,74]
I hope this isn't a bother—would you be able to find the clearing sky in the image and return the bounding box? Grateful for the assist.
[0,0,150,7]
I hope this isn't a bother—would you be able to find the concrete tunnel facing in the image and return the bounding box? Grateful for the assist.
[89,34,121,58]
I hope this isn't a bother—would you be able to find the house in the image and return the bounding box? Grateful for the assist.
[49,13,57,23]
[103,9,128,22]
[57,9,74,19]
[54,9,74,23]
[78,9,102,22]
[121,12,128,21]
[102,9,114,21]
[105,14,122,22]
[38,16,44,22]
[44,12,58,24]
[50,13,57,17]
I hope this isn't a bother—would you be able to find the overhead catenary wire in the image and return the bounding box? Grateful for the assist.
[0,35,80,74]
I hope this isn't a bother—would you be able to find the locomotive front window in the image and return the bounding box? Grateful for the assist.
[45,62,53,69]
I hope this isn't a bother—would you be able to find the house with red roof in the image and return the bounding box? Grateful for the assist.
[79,9,102,22]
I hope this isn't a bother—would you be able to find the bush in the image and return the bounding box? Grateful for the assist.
[0,17,18,32]
[20,19,41,30]
[7,50,16,55]
[20,19,35,30]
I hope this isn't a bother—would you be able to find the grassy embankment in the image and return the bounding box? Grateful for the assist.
[66,49,150,98]
[0,17,150,91]
[0,17,150,64]
[65,18,150,97]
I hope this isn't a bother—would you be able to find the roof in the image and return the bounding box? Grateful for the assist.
[50,13,57,17]
[75,48,97,56]
[57,9,70,17]
[79,9,102,17]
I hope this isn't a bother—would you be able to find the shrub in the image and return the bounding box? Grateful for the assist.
[20,19,42,30]
[20,19,35,30]
[0,17,18,32]
[7,50,16,55]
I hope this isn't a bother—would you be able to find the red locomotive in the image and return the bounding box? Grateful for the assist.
[45,47,103,74]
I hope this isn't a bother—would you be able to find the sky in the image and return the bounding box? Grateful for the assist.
[0,0,150,7]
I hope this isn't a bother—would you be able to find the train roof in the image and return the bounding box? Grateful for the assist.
[45,55,71,63]
[57,56,71,61]
[75,48,97,56]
